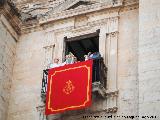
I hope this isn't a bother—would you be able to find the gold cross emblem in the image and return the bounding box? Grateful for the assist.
[63,80,75,95]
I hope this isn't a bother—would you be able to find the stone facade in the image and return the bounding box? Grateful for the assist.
[0,0,159,120]
[139,0,160,119]
[0,14,17,120]
[117,7,139,118]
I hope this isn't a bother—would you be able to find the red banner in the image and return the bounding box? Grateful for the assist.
[45,60,93,115]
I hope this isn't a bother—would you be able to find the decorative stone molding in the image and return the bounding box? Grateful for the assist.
[36,105,118,120]
[0,0,139,35]
[1,4,21,35]
[123,0,138,6]
[120,2,139,12]
[21,10,120,34]
[43,32,56,69]
[104,31,119,111]
[43,45,55,69]
[49,0,80,14]
[60,107,118,120]
[105,90,119,97]
[39,1,123,24]
[45,16,119,37]
[0,13,19,41]
[105,106,118,113]
[92,82,107,98]
[92,81,119,98]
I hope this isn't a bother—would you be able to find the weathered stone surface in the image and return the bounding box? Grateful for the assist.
[7,31,46,120]
[117,8,139,119]
[6,2,139,120]
[0,15,17,120]
[1,0,160,120]
[139,0,160,119]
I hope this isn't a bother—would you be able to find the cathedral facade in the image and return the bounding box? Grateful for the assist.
[0,0,160,120]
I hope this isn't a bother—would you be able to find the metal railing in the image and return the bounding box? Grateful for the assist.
[41,69,49,103]
[41,57,107,103]
[92,57,107,87]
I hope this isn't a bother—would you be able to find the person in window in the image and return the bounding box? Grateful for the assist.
[88,52,101,82]
[84,52,92,61]
[49,58,60,69]
[84,55,89,61]
[65,52,77,64]
[89,52,101,59]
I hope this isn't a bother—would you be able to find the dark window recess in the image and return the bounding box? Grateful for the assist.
[64,31,108,98]
[65,35,99,61]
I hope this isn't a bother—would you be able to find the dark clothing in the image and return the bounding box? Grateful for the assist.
[92,58,101,82]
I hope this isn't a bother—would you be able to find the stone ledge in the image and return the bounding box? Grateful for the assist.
[36,104,118,120]
[60,107,118,120]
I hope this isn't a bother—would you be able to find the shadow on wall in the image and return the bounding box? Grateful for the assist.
[0,0,5,6]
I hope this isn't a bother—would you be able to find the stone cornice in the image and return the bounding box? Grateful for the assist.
[0,0,139,35]
[0,5,20,41]
[120,0,139,12]
[42,16,119,35]
[0,15,18,41]
[123,0,139,6]
[1,4,21,35]
[39,1,123,24]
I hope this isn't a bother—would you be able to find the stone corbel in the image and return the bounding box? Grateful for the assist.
[36,104,47,120]
[92,81,119,98]
[105,90,119,97]
[36,105,45,113]
[105,106,118,113]
[92,81,107,98]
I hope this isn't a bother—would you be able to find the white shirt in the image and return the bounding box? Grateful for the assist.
[49,63,60,69]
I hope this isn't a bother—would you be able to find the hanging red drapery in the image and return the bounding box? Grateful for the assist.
[45,60,93,115]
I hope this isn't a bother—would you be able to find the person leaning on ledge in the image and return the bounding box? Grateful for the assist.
[49,58,60,69]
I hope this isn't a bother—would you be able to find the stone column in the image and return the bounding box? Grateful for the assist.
[43,32,55,69]
[98,16,119,112]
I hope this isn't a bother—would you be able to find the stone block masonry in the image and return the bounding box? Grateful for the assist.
[0,14,17,120]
